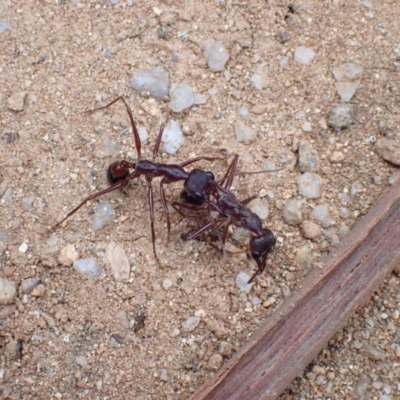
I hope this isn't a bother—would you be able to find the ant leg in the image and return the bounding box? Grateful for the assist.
[51,173,134,231]
[170,200,207,219]
[220,154,239,190]
[152,124,165,160]
[159,180,171,240]
[247,258,265,284]
[146,177,158,256]
[179,156,222,168]
[240,194,258,205]
[86,96,142,159]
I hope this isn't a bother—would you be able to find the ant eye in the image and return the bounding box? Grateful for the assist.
[206,171,215,180]
[252,251,261,259]
[195,192,204,201]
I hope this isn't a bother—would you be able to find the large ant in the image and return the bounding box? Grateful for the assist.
[173,154,276,283]
[51,96,220,255]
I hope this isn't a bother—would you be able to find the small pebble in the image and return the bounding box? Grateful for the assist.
[73,258,102,279]
[330,151,345,163]
[250,65,268,90]
[374,138,400,166]
[94,135,118,158]
[251,296,262,306]
[22,197,34,210]
[30,284,46,297]
[138,126,149,143]
[282,198,304,226]
[327,104,355,130]
[335,81,360,102]
[162,120,184,155]
[195,309,206,318]
[297,172,324,199]
[7,92,26,112]
[235,272,254,293]
[160,369,168,381]
[169,82,194,112]
[204,41,229,72]
[263,296,276,308]
[20,278,41,295]
[313,204,334,228]
[294,46,315,65]
[356,380,369,397]
[131,67,170,101]
[208,354,223,370]
[296,243,315,270]
[298,141,319,172]
[93,202,116,230]
[18,241,28,254]
[0,21,11,33]
[247,198,269,219]
[104,242,130,281]
[362,345,386,361]
[163,279,173,290]
[301,220,321,240]
[250,103,267,115]
[182,316,201,331]
[219,341,232,357]
[140,98,161,118]
[234,120,257,141]
[378,116,400,137]
[58,244,79,267]
[75,355,88,369]
[332,63,363,82]
[0,278,17,305]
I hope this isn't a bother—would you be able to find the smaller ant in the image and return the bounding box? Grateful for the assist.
[51,96,220,255]
[173,154,277,283]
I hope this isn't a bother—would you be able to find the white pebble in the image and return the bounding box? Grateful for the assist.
[75,355,88,369]
[247,198,269,219]
[250,65,268,90]
[162,120,184,155]
[73,258,102,279]
[169,82,194,112]
[235,272,254,293]
[0,278,17,305]
[92,202,116,230]
[294,46,315,65]
[234,120,257,141]
[297,172,324,198]
[138,126,148,144]
[204,41,229,72]
[105,242,130,281]
[182,316,201,331]
[162,278,173,290]
[313,204,334,228]
[282,198,304,226]
[18,241,28,254]
[332,63,363,82]
[131,67,170,101]
[335,81,360,102]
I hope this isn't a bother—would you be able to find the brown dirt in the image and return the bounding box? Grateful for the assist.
[1,0,399,399]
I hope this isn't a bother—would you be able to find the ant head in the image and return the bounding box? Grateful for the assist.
[184,169,215,205]
[107,161,132,185]
[249,229,276,260]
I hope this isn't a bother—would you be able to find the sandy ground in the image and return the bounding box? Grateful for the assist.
[1,0,400,399]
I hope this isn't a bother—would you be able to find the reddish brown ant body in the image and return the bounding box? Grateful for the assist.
[52,96,220,255]
[173,154,276,283]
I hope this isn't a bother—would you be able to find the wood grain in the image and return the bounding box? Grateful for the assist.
[191,178,400,400]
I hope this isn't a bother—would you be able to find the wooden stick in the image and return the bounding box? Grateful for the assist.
[191,178,400,400]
